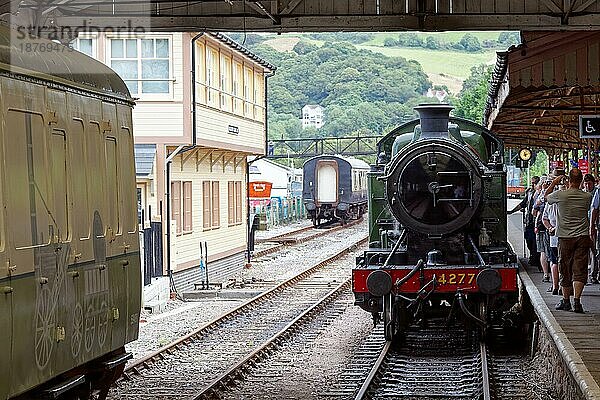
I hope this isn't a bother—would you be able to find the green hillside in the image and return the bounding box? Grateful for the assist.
[365,31,508,46]
[357,45,497,79]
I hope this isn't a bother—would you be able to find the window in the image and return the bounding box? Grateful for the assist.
[5,111,51,248]
[220,55,231,111]
[203,181,220,229]
[235,181,242,224]
[228,181,243,225]
[70,37,95,57]
[105,137,120,234]
[206,47,218,106]
[195,42,206,103]
[71,120,89,239]
[183,181,192,232]
[233,61,242,113]
[203,181,211,229]
[244,67,253,116]
[171,181,182,235]
[171,180,192,234]
[110,37,170,95]
[51,130,69,241]
[212,181,220,228]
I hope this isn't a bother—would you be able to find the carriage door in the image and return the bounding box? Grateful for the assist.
[316,161,338,204]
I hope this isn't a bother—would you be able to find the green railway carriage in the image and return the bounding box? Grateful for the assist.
[0,27,141,399]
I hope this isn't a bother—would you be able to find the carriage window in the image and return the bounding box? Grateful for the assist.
[71,120,90,239]
[5,111,51,248]
[105,137,120,234]
[87,122,105,225]
[51,130,69,241]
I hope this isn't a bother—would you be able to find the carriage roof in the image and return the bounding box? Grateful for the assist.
[304,154,369,170]
[0,25,132,102]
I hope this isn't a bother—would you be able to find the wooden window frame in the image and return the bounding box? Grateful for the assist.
[202,180,211,229]
[171,180,182,235]
[228,181,235,225]
[212,181,220,229]
[183,180,193,234]
[227,180,243,226]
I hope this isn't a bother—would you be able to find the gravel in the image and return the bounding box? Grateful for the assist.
[240,219,367,284]
[127,299,243,361]
[126,220,367,362]
[255,220,312,241]
[222,291,374,400]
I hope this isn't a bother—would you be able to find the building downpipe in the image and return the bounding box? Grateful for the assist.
[191,31,206,146]
[246,69,276,264]
[165,144,186,294]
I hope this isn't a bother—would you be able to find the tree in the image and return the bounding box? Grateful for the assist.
[452,64,493,123]
[384,37,398,47]
[498,32,521,47]
[293,40,318,55]
[247,40,431,139]
[459,33,482,52]
[425,36,441,50]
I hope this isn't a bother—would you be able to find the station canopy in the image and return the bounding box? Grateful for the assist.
[3,1,600,33]
[485,31,600,152]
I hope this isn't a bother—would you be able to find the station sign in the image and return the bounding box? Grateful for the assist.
[249,181,272,198]
[579,115,600,139]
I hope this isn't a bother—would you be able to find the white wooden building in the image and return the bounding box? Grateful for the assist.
[249,158,302,198]
[73,32,275,295]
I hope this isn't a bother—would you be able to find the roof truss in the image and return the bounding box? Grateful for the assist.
[4,0,600,33]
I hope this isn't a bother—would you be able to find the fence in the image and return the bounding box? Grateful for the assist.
[251,196,306,229]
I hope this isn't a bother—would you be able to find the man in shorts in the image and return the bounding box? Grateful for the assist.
[545,168,593,313]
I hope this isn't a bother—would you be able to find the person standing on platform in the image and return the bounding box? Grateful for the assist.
[584,174,599,283]
[508,175,541,268]
[545,168,593,313]
[543,179,561,295]
[533,178,551,282]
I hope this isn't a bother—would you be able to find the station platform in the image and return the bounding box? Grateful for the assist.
[507,204,600,399]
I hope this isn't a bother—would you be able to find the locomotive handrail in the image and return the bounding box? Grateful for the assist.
[393,259,424,288]
[468,235,486,267]
[381,229,407,268]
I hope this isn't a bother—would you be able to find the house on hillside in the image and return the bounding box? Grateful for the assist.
[302,104,324,129]
[426,88,448,102]
[71,32,276,307]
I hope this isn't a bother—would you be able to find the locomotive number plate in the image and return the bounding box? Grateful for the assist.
[437,273,476,286]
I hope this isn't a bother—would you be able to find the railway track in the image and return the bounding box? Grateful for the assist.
[252,218,362,258]
[108,235,367,400]
[326,320,553,400]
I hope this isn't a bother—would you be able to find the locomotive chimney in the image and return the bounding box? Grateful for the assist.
[414,104,453,139]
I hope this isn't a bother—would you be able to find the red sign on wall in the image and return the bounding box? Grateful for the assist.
[579,159,589,174]
[249,181,272,198]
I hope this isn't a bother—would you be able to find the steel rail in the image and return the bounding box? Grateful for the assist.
[252,217,363,258]
[254,224,313,243]
[194,278,352,399]
[354,340,392,400]
[123,235,368,377]
[480,340,491,400]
